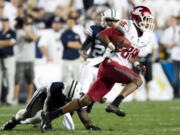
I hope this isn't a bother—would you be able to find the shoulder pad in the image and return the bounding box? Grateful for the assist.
[86,25,94,37]
[86,25,103,37]
[116,19,131,34]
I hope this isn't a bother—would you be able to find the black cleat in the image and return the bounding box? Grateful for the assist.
[105,104,126,117]
[41,111,53,132]
[1,117,20,130]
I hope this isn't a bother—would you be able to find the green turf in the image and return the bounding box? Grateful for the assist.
[0,100,180,135]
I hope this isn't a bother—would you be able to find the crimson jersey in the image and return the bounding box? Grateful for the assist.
[99,19,150,68]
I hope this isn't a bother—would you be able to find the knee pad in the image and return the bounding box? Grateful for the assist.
[15,109,27,120]
[132,78,143,88]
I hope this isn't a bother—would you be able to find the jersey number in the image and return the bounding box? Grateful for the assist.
[92,44,106,57]
[121,46,139,60]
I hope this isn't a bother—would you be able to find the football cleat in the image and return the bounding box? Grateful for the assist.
[105,104,126,117]
[1,117,20,130]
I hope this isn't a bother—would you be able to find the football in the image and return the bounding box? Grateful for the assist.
[110,36,131,49]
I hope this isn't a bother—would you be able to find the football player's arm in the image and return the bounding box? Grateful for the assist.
[77,108,100,130]
[81,36,92,51]
[81,36,92,59]
[77,108,92,127]
[96,28,115,50]
[130,57,146,75]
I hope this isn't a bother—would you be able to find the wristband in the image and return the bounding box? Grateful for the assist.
[134,61,140,67]
[108,42,115,51]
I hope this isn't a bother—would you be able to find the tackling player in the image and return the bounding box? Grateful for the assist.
[40,6,154,131]
[1,80,100,131]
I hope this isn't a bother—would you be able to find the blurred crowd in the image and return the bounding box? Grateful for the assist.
[0,0,180,105]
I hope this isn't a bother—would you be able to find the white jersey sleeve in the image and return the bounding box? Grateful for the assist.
[115,19,131,34]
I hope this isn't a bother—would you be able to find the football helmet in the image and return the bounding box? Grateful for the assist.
[101,9,120,28]
[130,6,154,32]
[63,80,83,100]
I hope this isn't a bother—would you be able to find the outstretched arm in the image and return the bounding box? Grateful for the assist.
[77,108,101,130]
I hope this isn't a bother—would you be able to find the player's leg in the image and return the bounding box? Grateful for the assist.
[41,78,114,132]
[1,87,47,130]
[101,59,142,116]
[20,110,43,124]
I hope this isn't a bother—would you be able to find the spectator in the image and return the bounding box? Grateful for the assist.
[3,0,19,29]
[14,15,38,104]
[46,6,65,28]
[38,17,63,64]
[112,0,128,19]
[69,9,86,43]
[14,4,25,30]
[31,7,46,30]
[26,0,37,15]
[0,17,16,105]
[132,31,158,101]
[37,0,73,13]
[61,18,82,83]
[161,16,180,98]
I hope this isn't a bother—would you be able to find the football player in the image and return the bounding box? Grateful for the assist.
[40,6,154,131]
[1,80,100,131]
[80,9,121,112]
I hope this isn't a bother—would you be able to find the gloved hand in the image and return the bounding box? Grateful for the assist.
[136,64,146,75]
[86,125,101,131]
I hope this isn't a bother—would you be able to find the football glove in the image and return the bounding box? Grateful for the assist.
[86,125,101,131]
[136,64,146,75]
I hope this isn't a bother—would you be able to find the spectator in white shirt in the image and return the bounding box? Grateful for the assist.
[38,17,64,64]
[161,16,180,98]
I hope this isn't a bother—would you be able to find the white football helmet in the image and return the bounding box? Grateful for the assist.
[101,9,120,28]
[63,80,83,100]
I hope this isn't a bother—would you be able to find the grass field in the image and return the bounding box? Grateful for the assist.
[0,100,180,135]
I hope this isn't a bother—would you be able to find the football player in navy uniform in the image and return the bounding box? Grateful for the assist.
[1,80,100,131]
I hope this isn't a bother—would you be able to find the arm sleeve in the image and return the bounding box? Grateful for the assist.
[81,36,93,51]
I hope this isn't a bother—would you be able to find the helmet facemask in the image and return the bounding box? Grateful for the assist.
[138,15,154,32]
[101,9,120,28]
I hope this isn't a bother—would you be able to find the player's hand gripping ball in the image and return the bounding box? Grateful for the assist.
[110,36,131,52]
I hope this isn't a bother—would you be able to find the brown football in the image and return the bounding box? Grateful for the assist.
[110,36,131,49]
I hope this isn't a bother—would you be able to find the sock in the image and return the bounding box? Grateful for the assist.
[111,95,124,107]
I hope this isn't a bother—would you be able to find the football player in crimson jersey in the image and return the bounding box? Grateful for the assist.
[40,6,154,131]
[80,9,120,112]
